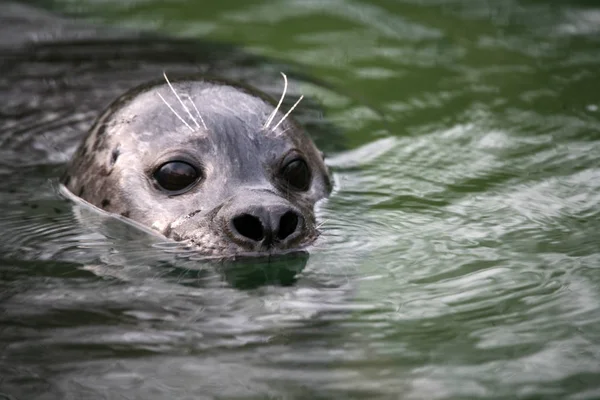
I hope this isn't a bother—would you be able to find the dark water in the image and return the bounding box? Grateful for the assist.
[2,1,600,399]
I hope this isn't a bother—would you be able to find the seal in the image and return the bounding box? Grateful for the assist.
[61,73,332,257]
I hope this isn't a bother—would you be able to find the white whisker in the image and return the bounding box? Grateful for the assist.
[264,72,288,130]
[163,72,200,129]
[275,127,293,137]
[184,94,207,130]
[271,95,304,132]
[316,219,329,230]
[156,92,194,131]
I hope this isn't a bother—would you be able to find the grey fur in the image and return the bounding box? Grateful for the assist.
[62,78,331,257]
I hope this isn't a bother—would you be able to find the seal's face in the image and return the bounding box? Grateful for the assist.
[63,78,331,257]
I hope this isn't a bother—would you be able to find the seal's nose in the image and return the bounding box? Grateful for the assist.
[230,204,303,248]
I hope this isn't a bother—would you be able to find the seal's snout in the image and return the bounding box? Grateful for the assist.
[223,196,306,251]
[230,205,304,249]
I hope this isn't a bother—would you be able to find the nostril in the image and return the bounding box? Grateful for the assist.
[233,214,264,242]
[277,211,299,241]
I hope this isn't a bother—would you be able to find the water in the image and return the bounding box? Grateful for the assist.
[1,0,600,399]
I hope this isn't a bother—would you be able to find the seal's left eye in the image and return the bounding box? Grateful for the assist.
[153,161,199,192]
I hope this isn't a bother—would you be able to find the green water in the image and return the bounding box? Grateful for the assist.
[1,0,600,399]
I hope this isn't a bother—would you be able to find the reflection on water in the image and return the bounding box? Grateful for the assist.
[1,0,600,399]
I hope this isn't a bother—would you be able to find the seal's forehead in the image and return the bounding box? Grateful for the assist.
[111,81,275,134]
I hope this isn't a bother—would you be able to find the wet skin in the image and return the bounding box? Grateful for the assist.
[62,77,332,257]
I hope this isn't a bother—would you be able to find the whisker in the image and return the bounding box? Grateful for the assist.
[275,127,293,138]
[264,72,288,130]
[163,72,200,129]
[156,92,194,131]
[316,219,329,230]
[271,95,304,132]
[184,94,208,130]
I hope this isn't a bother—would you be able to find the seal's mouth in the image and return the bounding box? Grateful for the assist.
[158,241,313,262]
[183,232,319,261]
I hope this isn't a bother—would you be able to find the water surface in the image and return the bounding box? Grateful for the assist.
[1,0,600,399]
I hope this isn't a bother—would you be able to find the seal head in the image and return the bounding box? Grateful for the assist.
[62,77,331,257]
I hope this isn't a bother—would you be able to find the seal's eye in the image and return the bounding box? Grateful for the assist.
[153,161,199,192]
[282,158,311,191]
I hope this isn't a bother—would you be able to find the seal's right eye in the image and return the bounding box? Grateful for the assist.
[153,161,199,193]
[281,158,311,192]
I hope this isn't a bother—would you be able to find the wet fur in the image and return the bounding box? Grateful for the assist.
[62,76,331,257]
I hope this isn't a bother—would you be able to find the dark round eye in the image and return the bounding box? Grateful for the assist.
[153,161,199,192]
[282,158,311,191]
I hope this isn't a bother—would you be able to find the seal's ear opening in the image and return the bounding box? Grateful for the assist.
[217,252,309,289]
